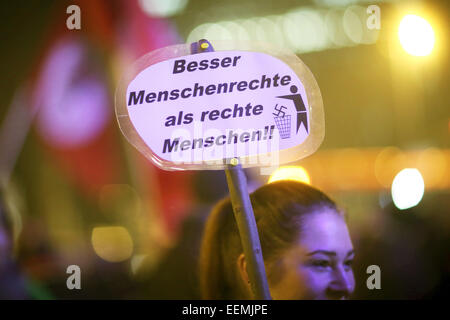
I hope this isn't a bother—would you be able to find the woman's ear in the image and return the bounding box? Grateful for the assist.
[237,253,249,284]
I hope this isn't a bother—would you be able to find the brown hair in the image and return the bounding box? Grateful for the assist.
[199,180,341,299]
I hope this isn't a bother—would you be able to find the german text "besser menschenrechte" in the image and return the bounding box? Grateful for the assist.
[127,55,292,106]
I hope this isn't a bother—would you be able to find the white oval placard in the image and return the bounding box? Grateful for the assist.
[116,42,324,170]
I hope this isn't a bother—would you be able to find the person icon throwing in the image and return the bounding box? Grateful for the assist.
[277,85,308,134]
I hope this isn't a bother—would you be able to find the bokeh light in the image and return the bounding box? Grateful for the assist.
[325,9,352,47]
[91,226,134,262]
[186,23,212,44]
[374,147,407,188]
[417,148,448,188]
[398,14,435,56]
[186,4,378,54]
[35,39,110,148]
[204,23,233,41]
[391,168,425,210]
[138,0,188,18]
[131,254,148,274]
[330,148,368,190]
[343,6,364,44]
[268,166,311,184]
[220,21,249,42]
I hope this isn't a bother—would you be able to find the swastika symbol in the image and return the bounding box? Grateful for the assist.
[273,104,287,117]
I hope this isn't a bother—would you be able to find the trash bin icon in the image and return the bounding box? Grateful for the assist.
[274,115,291,139]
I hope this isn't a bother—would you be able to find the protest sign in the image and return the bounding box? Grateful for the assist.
[116,41,324,170]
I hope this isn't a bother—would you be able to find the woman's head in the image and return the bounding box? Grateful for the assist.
[199,180,355,300]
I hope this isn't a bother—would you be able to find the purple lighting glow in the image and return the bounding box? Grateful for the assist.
[34,38,110,148]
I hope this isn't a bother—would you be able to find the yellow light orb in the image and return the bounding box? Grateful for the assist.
[91,226,134,263]
[268,166,311,184]
[398,14,435,56]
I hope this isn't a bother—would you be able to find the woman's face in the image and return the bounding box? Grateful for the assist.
[269,209,355,300]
